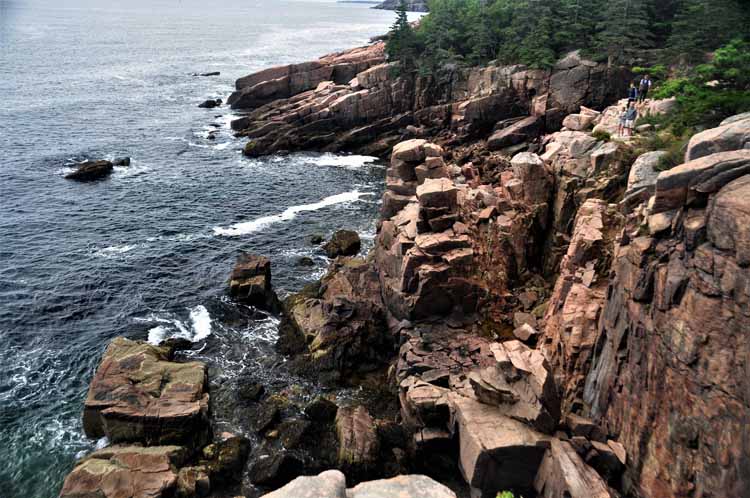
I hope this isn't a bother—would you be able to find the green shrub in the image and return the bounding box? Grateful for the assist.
[496,492,516,498]
[592,129,612,142]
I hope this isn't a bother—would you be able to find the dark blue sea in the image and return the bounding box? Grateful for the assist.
[0,1,409,495]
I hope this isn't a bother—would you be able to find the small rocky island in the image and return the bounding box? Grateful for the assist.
[59,32,750,498]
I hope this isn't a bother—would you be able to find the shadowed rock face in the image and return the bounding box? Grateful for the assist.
[82,337,210,448]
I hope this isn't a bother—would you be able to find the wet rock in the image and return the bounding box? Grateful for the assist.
[487,116,542,151]
[195,71,220,77]
[228,252,280,311]
[60,445,188,498]
[236,376,265,403]
[685,115,750,161]
[323,230,361,258]
[113,157,131,166]
[277,258,389,379]
[82,337,210,448]
[335,406,380,478]
[310,234,325,244]
[201,432,250,482]
[65,160,114,181]
[260,469,347,498]
[296,256,315,267]
[177,466,211,497]
[534,439,616,498]
[304,396,339,422]
[249,452,305,487]
[198,98,222,108]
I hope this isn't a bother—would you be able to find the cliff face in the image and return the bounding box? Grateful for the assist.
[227,45,627,159]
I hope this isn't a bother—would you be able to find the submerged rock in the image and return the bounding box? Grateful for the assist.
[198,98,222,108]
[323,229,361,258]
[65,160,113,181]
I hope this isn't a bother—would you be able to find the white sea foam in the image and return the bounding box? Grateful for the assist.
[94,244,137,258]
[213,190,373,237]
[189,305,212,341]
[143,305,212,344]
[307,153,379,169]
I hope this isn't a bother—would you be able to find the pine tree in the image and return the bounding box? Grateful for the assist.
[668,0,749,63]
[386,0,419,72]
[593,0,653,64]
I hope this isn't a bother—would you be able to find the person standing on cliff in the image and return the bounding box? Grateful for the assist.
[627,82,639,104]
[638,74,652,103]
[621,102,638,137]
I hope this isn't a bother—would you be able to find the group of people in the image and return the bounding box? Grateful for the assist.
[618,74,653,137]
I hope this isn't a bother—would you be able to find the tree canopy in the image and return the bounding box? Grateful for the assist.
[386,0,750,71]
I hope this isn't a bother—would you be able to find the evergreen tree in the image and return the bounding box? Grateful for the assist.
[556,0,601,53]
[668,0,749,63]
[593,0,653,64]
[386,0,419,72]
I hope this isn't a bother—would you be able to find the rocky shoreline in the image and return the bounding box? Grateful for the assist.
[59,38,750,498]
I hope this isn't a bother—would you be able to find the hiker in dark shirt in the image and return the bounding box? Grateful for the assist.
[627,82,639,104]
[620,102,638,137]
[638,75,652,103]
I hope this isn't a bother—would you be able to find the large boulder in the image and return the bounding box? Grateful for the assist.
[82,337,210,448]
[228,253,280,311]
[260,470,347,498]
[347,474,457,498]
[259,471,457,498]
[487,116,542,151]
[60,445,188,498]
[450,394,551,496]
[685,116,750,161]
[323,230,361,258]
[65,160,113,181]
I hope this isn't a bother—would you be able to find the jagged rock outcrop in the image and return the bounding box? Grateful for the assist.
[82,337,210,448]
[323,229,361,258]
[276,258,390,381]
[230,46,627,157]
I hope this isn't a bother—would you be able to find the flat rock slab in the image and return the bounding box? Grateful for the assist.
[83,337,209,447]
[60,445,188,498]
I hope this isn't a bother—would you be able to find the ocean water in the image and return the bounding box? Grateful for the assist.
[0,1,408,495]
